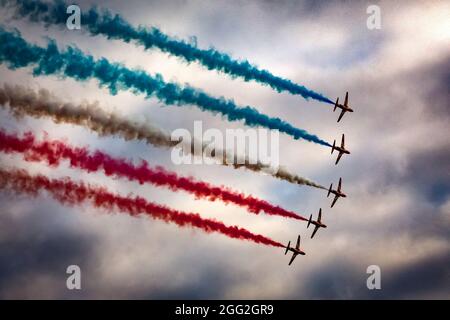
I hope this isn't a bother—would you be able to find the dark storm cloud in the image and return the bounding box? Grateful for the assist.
[302,195,449,300]
[0,195,98,299]
[380,250,450,299]
[297,250,450,299]
[384,55,450,205]
[0,191,235,299]
[253,0,327,16]
[297,257,366,299]
[421,56,450,118]
[400,147,450,205]
[140,265,238,299]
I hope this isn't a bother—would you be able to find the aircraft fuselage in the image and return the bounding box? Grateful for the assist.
[334,146,350,155]
[287,247,305,256]
[338,104,354,113]
[311,221,327,229]
[330,190,346,198]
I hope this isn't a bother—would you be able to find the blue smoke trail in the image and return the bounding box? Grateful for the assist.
[4,0,334,104]
[0,27,331,147]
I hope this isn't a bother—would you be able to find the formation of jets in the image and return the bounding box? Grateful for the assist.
[284,92,353,266]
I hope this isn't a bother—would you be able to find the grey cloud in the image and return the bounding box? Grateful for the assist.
[296,250,449,299]
[380,250,450,299]
[0,195,99,299]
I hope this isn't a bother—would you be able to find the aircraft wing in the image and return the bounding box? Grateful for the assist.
[288,252,298,266]
[341,134,345,148]
[311,225,320,239]
[337,109,346,122]
[344,92,348,107]
[331,194,339,208]
[335,151,343,165]
[295,235,300,249]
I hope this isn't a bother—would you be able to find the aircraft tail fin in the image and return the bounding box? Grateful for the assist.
[334,98,339,112]
[327,183,332,197]
[285,241,290,255]
[307,214,312,228]
[331,140,336,154]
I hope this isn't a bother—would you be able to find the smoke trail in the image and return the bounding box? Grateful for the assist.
[0,84,326,189]
[275,166,326,190]
[0,128,307,220]
[0,84,178,148]
[4,0,333,104]
[0,27,331,147]
[0,168,284,247]
[233,162,326,190]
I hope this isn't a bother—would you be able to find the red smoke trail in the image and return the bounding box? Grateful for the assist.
[0,168,284,247]
[0,129,306,221]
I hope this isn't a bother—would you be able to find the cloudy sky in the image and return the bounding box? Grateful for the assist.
[0,0,449,299]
